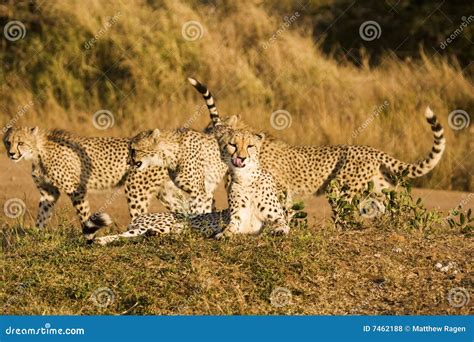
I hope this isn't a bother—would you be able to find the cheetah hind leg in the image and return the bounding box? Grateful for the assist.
[93,226,163,246]
[93,213,182,245]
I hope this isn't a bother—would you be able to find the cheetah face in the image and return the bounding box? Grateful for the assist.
[219,129,264,170]
[130,129,176,171]
[3,127,39,162]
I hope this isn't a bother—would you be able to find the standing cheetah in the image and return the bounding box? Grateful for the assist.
[188,78,446,206]
[3,127,184,239]
[94,128,289,245]
[128,128,228,214]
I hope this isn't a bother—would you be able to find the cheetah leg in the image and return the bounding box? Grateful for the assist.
[269,217,291,235]
[32,177,60,229]
[214,219,240,239]
[69,191,111,240]
[94,227,164,246]
[159,178,189,213]
[189,190,214,214]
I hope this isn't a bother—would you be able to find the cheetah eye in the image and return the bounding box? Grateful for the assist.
[17,142,24,146]
[228,143,236,148]
[247,145,255,149]
[5,141,11,147]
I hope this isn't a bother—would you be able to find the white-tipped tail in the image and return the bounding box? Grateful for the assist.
[424,106,434,119]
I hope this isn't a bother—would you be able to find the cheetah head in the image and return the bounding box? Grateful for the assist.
[204,115,244,135]
[219,129,265,169]
[3,127,40,162]
[130,129,178,171]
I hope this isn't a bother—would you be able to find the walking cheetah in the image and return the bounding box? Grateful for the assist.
[94,128,289,245]
[188,78,446,207]
[3,127,184,239]
[128,128,228,214]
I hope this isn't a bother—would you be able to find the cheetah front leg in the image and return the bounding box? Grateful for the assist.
[214,217,241,239]
[159,178,189,213]
[189,190,215,214]
[125,167,162,219]
[32,175,60,229]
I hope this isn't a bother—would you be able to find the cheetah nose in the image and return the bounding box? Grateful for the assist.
[8,152,15,158]
[135,161,142,168]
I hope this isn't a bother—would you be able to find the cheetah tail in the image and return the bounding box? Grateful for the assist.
[380,107,446,178]
[187,77,220,125]
[83,212,113,241]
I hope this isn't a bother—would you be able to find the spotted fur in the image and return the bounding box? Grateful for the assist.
[94,129,289,245]
[129,128,228,214]
[2,127,184,239]
[189,78,446,208]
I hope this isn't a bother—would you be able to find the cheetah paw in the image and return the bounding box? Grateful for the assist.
[270,226,290,236]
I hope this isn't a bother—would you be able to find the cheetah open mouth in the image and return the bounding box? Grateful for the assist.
[231,157,245,168]
[9,155,23,162]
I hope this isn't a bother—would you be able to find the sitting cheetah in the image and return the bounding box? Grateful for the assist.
[188,78,446,207]
[94,128,289,245]
[3,127,185,239]
[128,128,228,214]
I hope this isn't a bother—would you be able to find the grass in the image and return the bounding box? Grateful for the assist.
[1,214,472,315]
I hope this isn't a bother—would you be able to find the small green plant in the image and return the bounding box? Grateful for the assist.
[326,172,444,232]
[326,179,363,229]
[446,208,473,236]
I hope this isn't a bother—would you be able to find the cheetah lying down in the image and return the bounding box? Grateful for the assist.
[94,128,289,245]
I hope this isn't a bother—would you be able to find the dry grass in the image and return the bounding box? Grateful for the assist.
[1,0,472,191]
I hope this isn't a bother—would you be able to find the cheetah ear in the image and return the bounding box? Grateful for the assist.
[151,128,160,139]
[256,132,265,141]
[31,127,39,136]
[3,126,12,137]
[227,115,239,128]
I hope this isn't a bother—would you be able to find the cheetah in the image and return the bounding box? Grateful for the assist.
[128,128,228,214]
[94,128,289,245]
[188,78,446,209]
[3,127,185,239]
